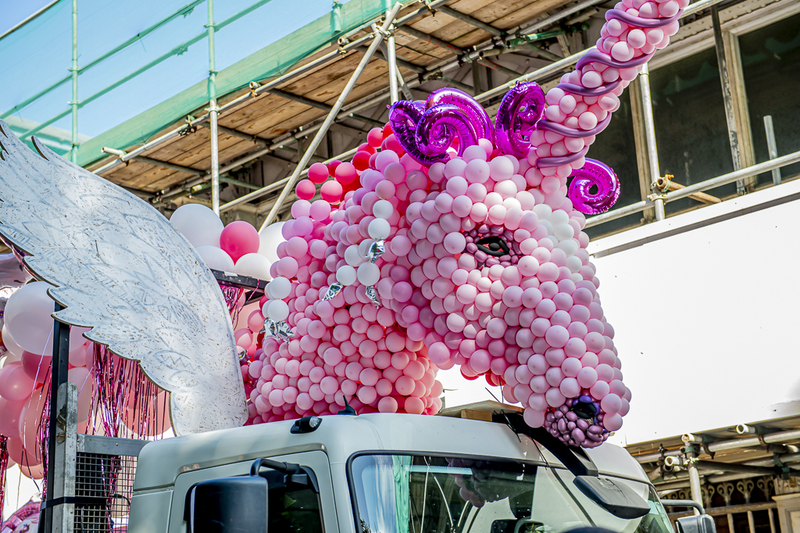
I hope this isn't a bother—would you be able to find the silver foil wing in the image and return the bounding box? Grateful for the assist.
[0,121,247,434]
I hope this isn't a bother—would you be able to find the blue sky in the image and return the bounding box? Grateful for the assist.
[1,0,54,35]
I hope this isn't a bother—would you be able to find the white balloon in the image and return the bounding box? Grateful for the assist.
[372,200,394,220]
[357,263,380,286]
[336,265,357,286]
[5,281,54,355]
[170,204,224,248]
[344,245,364,267]
[196,245,236,272]
[267,277,291,300]
[358,239,374,258]
[2,323,24,358]
[267,300,289,321]
[234,253,272,280]
[258,222,286,263]
[368,218,391,240]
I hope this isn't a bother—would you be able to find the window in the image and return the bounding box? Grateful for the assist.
[739,13,800,184]
[349,454,674,533]
[650,47,737,215]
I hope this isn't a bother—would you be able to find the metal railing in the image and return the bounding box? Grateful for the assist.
[585,150,800,228]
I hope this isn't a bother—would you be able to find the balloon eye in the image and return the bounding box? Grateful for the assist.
[476,236,509,257]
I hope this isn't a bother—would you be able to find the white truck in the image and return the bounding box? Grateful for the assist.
[124,403,712,533]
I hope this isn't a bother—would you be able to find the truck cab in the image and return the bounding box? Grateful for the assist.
[127,403,681,533]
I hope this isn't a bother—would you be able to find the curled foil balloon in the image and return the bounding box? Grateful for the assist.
[426,88,494,144]
[494,82,546,157]
[389,89,486,165]
[567,159,620,215]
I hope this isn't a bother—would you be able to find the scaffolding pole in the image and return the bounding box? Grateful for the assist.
[70,0,78,164]
[259,2,403,231]
[208,0,220,214]
[638,64,665,221]
[385,12,399,103]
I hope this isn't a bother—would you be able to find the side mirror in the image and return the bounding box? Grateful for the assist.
[188,470,268,532]
[662,500,717,533]
[676,515,716,533]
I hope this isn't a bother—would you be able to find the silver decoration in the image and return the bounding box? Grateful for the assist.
[238,347,249,362]
[263,318,295,341]
[322,282,343,301]
[365,285,381,308]
[366,239,385,263]
[0,122,247,435]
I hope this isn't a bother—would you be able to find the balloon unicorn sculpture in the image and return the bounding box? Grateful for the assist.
[254,0,685,448]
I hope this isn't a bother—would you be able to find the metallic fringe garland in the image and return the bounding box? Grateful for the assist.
[221,285,246,325]
[0,435,7,518]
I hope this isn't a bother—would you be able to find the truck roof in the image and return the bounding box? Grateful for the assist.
[134,412,648,490]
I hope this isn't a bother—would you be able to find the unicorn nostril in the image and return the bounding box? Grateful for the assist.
[476,235,509,257]
[571,395,599,420]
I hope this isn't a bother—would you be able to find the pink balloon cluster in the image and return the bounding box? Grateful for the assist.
[248,0,685,447]
[0,281,94,479]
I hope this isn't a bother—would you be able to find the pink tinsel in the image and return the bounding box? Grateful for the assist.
[0,436,8,518]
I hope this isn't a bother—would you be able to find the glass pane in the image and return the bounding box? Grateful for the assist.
[584,90,643,238]
[349,455,675,533]
[739,13,800,184]
[650,47,736,216]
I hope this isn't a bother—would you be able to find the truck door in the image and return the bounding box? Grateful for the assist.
[168,450,337,533]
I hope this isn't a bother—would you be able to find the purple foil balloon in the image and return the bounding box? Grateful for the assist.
[389,95,482,165]
[494,82,546,158]
[389,101,438,165]
[426,88,494,144]
[567,159,620,215]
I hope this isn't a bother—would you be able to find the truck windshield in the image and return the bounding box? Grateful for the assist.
[350,455,673,533]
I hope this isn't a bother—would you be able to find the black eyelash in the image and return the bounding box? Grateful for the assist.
[475,235,510,257]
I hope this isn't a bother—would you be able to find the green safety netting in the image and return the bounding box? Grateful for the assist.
[0,0,402,168]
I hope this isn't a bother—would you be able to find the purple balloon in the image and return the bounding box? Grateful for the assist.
[426,88,494,143]
[389,100,434,164]
[567,159,621,215]
[389,91,484,165]
[494,82,546,158]
[418,104,479,158]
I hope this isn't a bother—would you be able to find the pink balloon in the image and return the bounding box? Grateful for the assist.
[0,396,25,438]
[220,221,260,263]
[18,391,47,460]
[247,310,265,333]
[321,181,343,203]
[295,179,316,200]
[378,396,398,413]
[0,362,35,402]
[559,377,581,398]
[20,351,51,384]
[404,396,425,414]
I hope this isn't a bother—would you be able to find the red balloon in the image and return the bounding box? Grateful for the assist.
[352,151,371,171]
[219,221,260,263]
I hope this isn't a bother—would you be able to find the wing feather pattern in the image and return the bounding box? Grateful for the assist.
[0,121,247,434]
